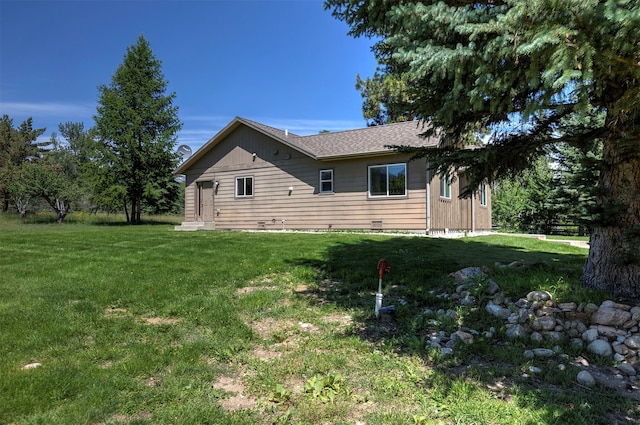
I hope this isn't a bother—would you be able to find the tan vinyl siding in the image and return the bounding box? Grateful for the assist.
[209,154,428,231]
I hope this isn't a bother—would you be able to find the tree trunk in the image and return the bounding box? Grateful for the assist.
[55,198,69,223]
[124,200,130,223]
[581,134,640,299]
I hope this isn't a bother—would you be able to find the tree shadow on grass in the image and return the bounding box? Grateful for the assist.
[288,235,639,424]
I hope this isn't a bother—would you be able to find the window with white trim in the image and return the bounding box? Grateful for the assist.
[319,169,333,193]
[368,163,407,197]
[440,173,452,199]
[479,182,487,206]
[236,176,253,197]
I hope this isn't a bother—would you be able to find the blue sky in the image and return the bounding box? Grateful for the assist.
[0,0,378,152]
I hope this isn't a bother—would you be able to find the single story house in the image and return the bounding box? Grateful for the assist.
[174,117,491,233]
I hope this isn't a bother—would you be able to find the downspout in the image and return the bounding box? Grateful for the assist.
[425,164,431,234]
[471,190,476,233]
[211,177,216,225]
[194,180,202,221]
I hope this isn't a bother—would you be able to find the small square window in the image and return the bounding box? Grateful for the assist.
[319,169,333,193]
[236,176,253,197]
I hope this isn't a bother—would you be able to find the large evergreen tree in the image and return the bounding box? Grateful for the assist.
[326,0,640,297]
[93,35,182,224]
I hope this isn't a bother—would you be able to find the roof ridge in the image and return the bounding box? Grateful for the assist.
[299,119,427,140]
[237,116,301,138]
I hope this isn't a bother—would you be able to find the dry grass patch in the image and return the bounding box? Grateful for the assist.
[143,317,180,325]
[252,346,282,361]
[104,307,128,318]
[236,285,278,295]
[213,374,256,411]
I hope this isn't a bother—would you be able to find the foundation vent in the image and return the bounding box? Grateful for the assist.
[371,220,383,230]
[257,221,266,230]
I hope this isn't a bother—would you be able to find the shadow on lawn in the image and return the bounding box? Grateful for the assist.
[289,236,638,424]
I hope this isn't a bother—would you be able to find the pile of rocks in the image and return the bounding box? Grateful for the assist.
[420,265,639,396]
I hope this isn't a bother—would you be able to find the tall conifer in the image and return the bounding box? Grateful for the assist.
[93,35,181,224]
[326,0,640,297]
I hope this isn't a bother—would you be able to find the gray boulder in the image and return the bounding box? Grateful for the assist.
[587,339,613,357]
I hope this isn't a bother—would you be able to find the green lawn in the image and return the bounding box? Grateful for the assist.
[1,222,636,424]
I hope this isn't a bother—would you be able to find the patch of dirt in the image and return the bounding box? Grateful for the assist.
[103,411,151,424]
[213,375,256,411]
[252,346,282,361]
[321,313,354,330]
[104,307,128,317]
[237,285,278,295]
[144,377,160,387]
[143,317,180,325]
[294,284,310,293]
[248,317,296,340]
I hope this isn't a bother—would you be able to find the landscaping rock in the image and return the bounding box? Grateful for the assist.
[532,348,555,357]
[591,306,632,327]
[486,301,511,319]
[624,335,640,349]
[584,303,599,316]
[506,324,527,339]
[440,347,453,356]
[21,362,42,370]
[452,330,474,345]
[582,328,599,343]
[530,332,543,343]
[451,267,485,283]
[617,363,636,377]
[484,279,501,295]
[587,339,613,357]
[527,290,552,302]
[528,366,542,374]
[460,294,476,306]
[577,370,596,387]
[570,338,584,349]
[441,264,640,399]
[532,316,556,331]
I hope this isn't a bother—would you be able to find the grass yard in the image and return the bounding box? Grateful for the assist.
[1,222,638,424]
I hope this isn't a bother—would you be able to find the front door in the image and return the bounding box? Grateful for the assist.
[197,181,214,222]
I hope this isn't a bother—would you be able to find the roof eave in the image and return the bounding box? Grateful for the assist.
[174,118,244,174]
[317,150,400,161]
[238,118,318,160]
[174,117,319,174]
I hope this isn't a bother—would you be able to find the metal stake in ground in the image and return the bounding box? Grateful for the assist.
[375,259,391,317]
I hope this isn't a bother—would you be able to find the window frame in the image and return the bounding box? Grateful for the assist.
[319,169,334,193]
[479,182,487,206]
[368,163,407,198]
[235,176,254,198]
[439,173,452,199]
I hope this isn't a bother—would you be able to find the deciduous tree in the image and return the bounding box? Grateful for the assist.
[93,35,182,224]
[0,115,46,212]
[326,0,640,297]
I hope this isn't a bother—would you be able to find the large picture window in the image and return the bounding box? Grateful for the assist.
[440,174,452,199]
[236,176,253,197]
[319,169,333,193]
[368,163,407,197]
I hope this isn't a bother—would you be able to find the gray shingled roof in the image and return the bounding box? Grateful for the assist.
[239,117,438,159]
[176,117,439,174]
